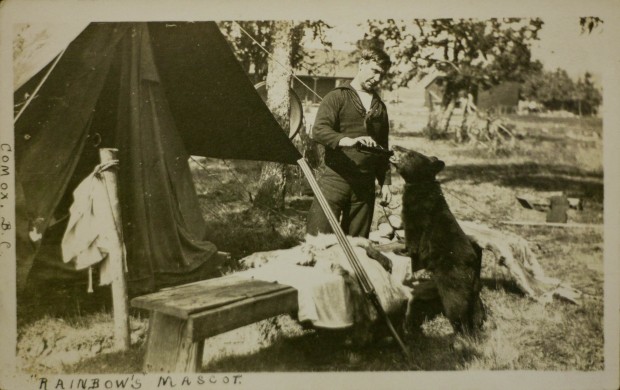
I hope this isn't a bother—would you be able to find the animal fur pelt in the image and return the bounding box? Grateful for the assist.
[239,234,413,338]
[459,221,582,304]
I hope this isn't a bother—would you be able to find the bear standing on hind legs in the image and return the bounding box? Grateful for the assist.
[390,145,486,335]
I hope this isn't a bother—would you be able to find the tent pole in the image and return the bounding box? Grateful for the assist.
[296,158,412,363]
[99,148,130,351]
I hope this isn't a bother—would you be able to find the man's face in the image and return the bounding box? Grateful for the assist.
[357,59,386,91]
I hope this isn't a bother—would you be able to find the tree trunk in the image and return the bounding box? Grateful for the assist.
[424,92,452,140]
[439,98,456,134]
[424,96,440,138]
[456,94,473,143]
[254,21,294,210]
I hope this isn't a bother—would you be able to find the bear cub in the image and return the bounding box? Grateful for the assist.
[390,145,485,335]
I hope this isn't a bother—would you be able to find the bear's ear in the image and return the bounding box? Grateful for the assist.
[432,159,445,174]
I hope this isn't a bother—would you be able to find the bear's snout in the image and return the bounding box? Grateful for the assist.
[389,154,401,165]
[389,145,409,165]
[389,146,445,180]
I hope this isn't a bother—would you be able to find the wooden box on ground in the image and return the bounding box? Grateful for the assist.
[131,274,298,373]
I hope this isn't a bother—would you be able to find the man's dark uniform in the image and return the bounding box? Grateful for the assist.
[306,82,391,238]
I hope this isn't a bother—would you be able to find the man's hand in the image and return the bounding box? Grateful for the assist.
[338,136,377,148]
[379,184,392,206]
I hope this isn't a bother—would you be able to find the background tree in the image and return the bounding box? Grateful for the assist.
[574,17,604,116]
[579,17,603,34]
[252,20,295,210]
[577,72,602,116]
[218,21,332,210]
[218,21,274,81]
[522,69,601,116]
[363,18,544,138]
[218,21,331,82]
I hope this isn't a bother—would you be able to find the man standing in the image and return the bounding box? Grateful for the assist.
[306,48,392,238]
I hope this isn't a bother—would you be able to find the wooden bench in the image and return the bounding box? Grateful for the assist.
[131,274,298,372]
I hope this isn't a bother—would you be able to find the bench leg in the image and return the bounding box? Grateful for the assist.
[144,311,204,373]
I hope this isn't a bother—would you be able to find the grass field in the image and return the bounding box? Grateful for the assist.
[16,107,604,374]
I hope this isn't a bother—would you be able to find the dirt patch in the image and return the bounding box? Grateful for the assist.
[17,314,147,374]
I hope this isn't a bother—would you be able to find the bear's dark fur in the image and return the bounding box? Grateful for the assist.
[391,145,485,334]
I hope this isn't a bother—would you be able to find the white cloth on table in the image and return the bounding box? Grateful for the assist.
[237,245,411,328]
[236,263,351,328]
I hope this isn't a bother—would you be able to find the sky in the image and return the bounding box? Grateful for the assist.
[14,17,606,91]
[530,17,606,79]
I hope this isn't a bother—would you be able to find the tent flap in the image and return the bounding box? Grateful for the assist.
[115,24,218,291]
[15,22,298,292]
[147,22,302,163]
[15,23,131,290]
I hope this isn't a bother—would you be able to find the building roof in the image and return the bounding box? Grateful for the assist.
[419,70,447,89]
[297,49,358,79]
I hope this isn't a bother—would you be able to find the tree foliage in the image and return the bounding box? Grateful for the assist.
[218,20,332,209]
[361,18,544,143]
[522,69,602,115]
[363,18,544,101]
[579,17,603,34]
[218,20,332,81]
[576,73,603,115]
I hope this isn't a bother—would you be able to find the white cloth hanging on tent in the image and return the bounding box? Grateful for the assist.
[61,161,126,290]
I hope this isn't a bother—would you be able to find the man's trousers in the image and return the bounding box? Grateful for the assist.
[306,167,376,238]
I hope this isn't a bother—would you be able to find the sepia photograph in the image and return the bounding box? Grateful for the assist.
[1,1,618,389]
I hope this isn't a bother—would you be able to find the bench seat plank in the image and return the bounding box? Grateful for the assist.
[188,287,298,341]
[131,275,294,319]
[132,275,298,373]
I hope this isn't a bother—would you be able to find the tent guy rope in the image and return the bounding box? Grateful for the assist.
[234,22,324,103]
[14,49,66,124]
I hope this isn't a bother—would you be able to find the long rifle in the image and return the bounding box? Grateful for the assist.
[233,22,412,363]
[297,158,412,363]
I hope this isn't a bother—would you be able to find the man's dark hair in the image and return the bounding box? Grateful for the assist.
[359,48,392,71]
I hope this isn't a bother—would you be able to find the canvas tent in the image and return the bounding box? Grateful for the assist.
[15,22,301,294]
